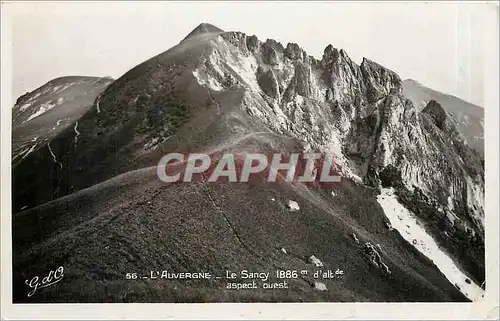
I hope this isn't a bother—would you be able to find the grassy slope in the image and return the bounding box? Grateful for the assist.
[12,146,467,302]
[11,33,223,213]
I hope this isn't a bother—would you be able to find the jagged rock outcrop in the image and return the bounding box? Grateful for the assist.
[403,79,484,157]
[321,45,365,106]
[284,42,305,61]
[422,99,447,130]
[260,39,285,66]
[256,66,279,99]
[187,26,484,282]
[360,58,402,103]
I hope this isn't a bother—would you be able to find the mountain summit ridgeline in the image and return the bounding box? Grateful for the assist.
[12,23,484,303]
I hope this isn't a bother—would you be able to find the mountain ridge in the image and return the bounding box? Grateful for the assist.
[11,23,484,302]
[402,78,484,157]
[404,78,483,110]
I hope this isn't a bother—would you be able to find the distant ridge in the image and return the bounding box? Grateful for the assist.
[403,78,484,156]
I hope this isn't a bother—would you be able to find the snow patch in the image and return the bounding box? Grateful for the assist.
[28,91,42,102]
[53,83,73,93]
[20,144,37,160]
[193,69,223,91]
[24,101,56,123]
[50,118,69,132]
[144,137,160,150]
[377,188,484,301]
[19,103,32,112]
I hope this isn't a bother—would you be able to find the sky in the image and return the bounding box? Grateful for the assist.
[6,1,497,107]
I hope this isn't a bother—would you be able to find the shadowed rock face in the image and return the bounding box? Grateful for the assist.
[285,42,305,61]
[423,100,447,130]
[256,66,279,99]
[12,23,484,303]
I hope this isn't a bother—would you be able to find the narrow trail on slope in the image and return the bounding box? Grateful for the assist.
[73,121,81,145]
[96,95,102,114]
[47,142,63,169]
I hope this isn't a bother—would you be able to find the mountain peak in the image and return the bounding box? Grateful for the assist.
[182,22,224,41]
[12,22,485,304]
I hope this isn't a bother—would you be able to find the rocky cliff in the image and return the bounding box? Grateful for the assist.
[190,26,484,242]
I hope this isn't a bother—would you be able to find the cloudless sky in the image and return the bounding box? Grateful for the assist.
[7,1,497,107]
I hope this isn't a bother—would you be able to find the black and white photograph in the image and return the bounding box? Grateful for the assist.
[1,1,498,319]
